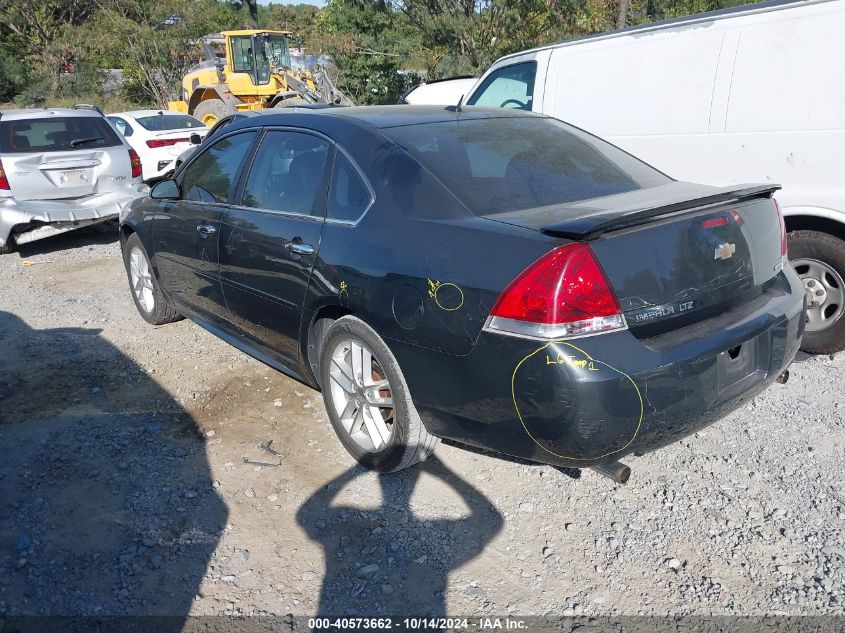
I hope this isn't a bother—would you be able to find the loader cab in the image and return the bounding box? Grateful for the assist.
[226,31,292,86]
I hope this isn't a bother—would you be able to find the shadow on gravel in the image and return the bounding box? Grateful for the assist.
[297,458,504,617]
[13,222,119,258]
[0,311,227,622]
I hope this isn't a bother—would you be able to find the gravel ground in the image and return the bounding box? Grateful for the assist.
[0,228,844,619]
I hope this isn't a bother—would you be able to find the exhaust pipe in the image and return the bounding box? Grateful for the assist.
[590,461,631,484]
[776,369,790,384]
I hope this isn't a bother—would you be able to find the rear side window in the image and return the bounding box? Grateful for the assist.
[181,132,256,203]
[0,117,123,153]
[240,131,329,216]
[384,117,670,215]
[135,114,205,131]
[328,152,372,222]
[109,117,133,137]
[466,62,536,111]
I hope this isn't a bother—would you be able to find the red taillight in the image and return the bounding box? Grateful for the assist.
[0,159,9,190]
[146,137,188,148]
[487,243,626,339]
[774,198,787,257]
[128,149,142,179]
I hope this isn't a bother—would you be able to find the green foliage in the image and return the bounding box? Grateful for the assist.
[0,0,765,107]
[0,50,29,102]
[318,0,411,104]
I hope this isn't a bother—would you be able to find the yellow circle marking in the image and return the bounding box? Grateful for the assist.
[510,340,644,462]
[434,282,464,312]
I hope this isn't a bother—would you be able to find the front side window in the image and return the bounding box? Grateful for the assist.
[254,35,291,84]
[466,62,537,111]
[328,152,372,223]
[240,131,329,216]
[384,116,670,215]
[0,117,123,153]
[181,132,257,203]
[231,36,254,73]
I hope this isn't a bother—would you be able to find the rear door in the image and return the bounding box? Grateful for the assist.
[153,130,258,324]
[0,115,129,199]
[219,129,331,366]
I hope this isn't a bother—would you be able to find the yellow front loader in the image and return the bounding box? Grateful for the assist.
[168,30,351,126]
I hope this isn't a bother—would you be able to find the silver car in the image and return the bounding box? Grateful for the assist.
[0,105,149,253]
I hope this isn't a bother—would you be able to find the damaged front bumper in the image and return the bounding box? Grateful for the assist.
[0,184,149,247]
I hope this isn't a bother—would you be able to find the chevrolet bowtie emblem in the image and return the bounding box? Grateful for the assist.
[714,242,736,260]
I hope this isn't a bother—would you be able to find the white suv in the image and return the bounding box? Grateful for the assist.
[0,105,148,253]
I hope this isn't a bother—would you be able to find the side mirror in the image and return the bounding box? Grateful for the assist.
[150,179,180,200]
[189,132,202,145]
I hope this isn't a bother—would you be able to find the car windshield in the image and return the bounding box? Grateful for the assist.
[0,117,122,153]
[135,114,205,131]
[383,116,671,215]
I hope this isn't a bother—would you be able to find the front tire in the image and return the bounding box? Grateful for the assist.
[122,233,181,326]
[193,98,232,127]
[319,316,439,472]
[274,98,305,108]
[788,230,845,354]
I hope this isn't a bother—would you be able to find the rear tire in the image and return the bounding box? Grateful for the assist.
[122,233,181,326]
[0,236,15,255]
[319,316,439,472]
[788,230,845,354]
[193,99,232,127]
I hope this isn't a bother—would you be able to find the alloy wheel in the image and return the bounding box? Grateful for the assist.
[792,257,845,333]
[327,338,395,452]
[129,246,155,313]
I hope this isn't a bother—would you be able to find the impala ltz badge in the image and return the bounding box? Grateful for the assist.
[714,242,736,260]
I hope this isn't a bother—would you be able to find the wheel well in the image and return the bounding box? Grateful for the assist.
[305,305,353,389]
[785,215,845,242]
[119,223,135,246]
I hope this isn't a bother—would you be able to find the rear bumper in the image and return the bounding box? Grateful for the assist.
[140,149,188,181]
[389,267,805,468]
[0,185,148,247]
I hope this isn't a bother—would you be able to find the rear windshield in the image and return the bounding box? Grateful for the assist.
[136,114,205,131]
[0,117,122,153]
[383,116,671,214]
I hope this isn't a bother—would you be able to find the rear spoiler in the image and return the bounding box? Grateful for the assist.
[541,184,780,240]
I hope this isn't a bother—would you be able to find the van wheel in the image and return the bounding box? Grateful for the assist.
[123,233,181,326]
[319,316,439,472]
[788,230,845,354]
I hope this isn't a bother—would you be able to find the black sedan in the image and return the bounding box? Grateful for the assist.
[119,106,804,478]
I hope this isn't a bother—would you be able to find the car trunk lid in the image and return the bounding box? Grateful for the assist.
[484,182,784,333]
[4,148,128,200]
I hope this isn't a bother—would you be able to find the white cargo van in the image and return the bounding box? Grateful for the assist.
[464,0,845,353]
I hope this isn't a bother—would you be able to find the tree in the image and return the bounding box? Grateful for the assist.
[82,0,239,108]
[616,0,629,28]
[317,0,410,104]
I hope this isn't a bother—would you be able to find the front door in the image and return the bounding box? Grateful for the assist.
[153,131,257,324]
[219,130,331,366]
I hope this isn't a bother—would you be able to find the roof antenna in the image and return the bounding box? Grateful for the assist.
[446,94,464,113]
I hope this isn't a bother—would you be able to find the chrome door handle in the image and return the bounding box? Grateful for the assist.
[196,224,216,238]
[284,241,315,256]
